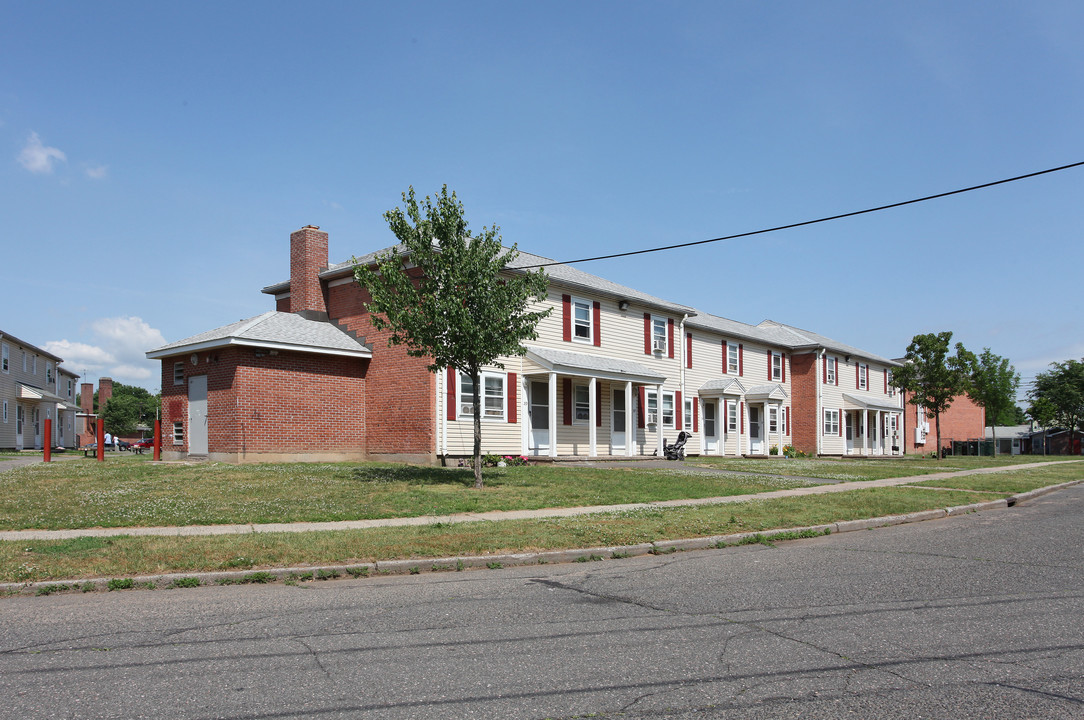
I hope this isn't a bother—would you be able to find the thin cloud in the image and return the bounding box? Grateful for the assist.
[85,164,108,179]
[17,131,67,174]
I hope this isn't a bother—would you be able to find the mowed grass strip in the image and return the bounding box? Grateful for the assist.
[2,487,1006,583]
[690,454,1074,482]
[905,462,1084,493]
[0,456,823,531]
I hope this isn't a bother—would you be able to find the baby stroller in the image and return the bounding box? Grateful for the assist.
[663,431,690,461]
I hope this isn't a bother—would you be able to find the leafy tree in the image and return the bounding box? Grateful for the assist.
[892,331,971,458]
[352,185,551,488]
[99,383,161,437]
[1027,358,1084,438]
[956,347,1020,453]
[1027,396,1057,456]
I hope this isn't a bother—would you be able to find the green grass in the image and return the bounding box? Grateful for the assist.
[0,455,828,531]
[689,454,1072,482]
[905,462,1084,493]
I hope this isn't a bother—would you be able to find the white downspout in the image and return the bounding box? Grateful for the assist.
[679,314,688,445]
[817,348,825,456]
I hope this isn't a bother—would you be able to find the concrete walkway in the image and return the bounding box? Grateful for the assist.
[2,460,1080,542]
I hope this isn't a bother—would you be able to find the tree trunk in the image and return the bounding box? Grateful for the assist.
[935,411,942,459]
[990,424,997,456]
[471,367,483,489]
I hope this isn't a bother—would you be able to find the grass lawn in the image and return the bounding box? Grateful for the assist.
[690,454,1072,482]
[1,458,1080,585]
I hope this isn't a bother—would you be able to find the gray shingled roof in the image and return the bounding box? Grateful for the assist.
[524,345,667,383]
[146,312,371,359]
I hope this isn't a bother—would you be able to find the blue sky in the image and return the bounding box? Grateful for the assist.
[3,1,1082,402]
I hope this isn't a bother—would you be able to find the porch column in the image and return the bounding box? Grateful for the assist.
[874,411,881,455]
[588,377,597,457]
[548,372,558,458]
[656,383,664,457]
[863,409,869,456]
[625,382,634,457]
[741,399,748,456]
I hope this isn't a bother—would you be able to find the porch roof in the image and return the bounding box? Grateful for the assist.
[523,346,667,384]
[743,383,788,401]
[698,377,746,396]
[842,393,903,412]
[16,382,68,404]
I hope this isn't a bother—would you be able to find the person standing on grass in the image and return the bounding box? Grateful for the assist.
[113,433,120,452]
[104,430,112,449]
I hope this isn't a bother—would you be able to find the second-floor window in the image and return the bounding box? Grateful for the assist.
[572,298,591,342]
[1,343,7,373]
[825,356,836,384]
[174,362,185,385]
[887,370,895,397]
[46,362,54,384]
[771,352,783,381]
[858,363,868,390]
[727,343,740,374]
[652,318,667,354]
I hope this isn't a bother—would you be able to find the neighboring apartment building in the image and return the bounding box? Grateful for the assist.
[0,331,81,450]
[147,226,904,463]
[902,391,985,455]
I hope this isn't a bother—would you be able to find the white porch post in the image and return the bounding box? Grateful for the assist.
[863,409,869,456]
[656,383,664,457]
[741,399,748,456]
[625,382,634,457]
[548,372,558,458]
[588,377,597,457]
[874,411,881,455]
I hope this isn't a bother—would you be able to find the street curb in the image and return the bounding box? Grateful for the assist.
[9,485,1071,598]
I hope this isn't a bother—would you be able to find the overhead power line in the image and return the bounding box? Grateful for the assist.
[516,160,1084,269]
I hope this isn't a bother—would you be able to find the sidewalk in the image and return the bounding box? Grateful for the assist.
[3,460,1079,543]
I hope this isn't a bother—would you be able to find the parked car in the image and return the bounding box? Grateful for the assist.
[132,438,154,452]
[82,439,131,451]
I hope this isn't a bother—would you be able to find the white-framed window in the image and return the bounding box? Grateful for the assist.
[887,370,895,397]
[684,398,694,430]
[1,343,8,373]
[858,363,868,390]
[781,406,788,435]
[824,409,840,435]
[67,378,73,398]
[769,406,779,434]
[727,400,738,432]
[727,343,739,374]
[172,421,184,444]
[771,352,783,381]
[32,355,37,375]
[459,372,506,420]
[652,317,667,354]
[574,384,590,424]
[661,391,675,428]
[572,297,592,343]
[826,356,836,384]
[645,390,659,426]
[23,351,27,373]
[46,362,54,384]
[174,362,185,385]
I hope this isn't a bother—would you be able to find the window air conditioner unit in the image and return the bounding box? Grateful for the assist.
[915,428,925,444]
[652,339,666,352]
[646,412,658,425]
[460,404,474,416]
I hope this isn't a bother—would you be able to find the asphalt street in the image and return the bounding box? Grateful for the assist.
[2,484,1082,720]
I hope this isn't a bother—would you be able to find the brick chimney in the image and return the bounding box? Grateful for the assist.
[289,225,329,319]
[98,377,113,413]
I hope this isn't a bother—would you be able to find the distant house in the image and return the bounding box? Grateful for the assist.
[1028,428,1083,456]
[147,226,904,463]
[985,424,1033,455]
[0,330,81,450]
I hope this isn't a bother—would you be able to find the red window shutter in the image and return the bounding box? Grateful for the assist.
[667,318,674,359]
[446,367,456,421]
[592,301,601,347]
[693,397,699,432]
[563,378,572,426]
[782,354,786,383]
[562,295,571,342]
[738,344,744,376]
[643,314,651,355]
[767,350,772,380]
[823,355,827,383]
[785,407,790,435]
[507,373,517,424]
[675,390,683,430]
[856,364,860,389]
[637,386,646,428]
[884,369,888,394]
[722,341,728,374]
[839,410,844,437]
[686,333,692,369]
[835,358,839,386]
[595,382,602,427]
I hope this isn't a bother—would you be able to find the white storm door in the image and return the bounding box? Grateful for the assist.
[611,388,626,452]
[529,380,550,454]
[703,401,718,453]
[749,405,763,454]
[15,405,24,450]
[188,375,208,455]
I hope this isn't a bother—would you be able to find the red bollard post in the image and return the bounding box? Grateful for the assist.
[153,419,161,461]
[97,423,105,461]
[44,418,52,462]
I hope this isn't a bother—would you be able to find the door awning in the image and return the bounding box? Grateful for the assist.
[524,346,667,384]
[16,382,68,404]
[843,393,903,412]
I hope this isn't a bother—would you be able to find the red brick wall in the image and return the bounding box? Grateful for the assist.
[328,279,435,457]
[789,352,818,455]
[289,226,328,315]
[160,347,368,457]
[903,391,985,453]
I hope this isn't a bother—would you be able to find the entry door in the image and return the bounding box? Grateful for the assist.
[33,408,42,450]
[611,388,626,452]
[749,406,763,454]
[528,380,549,454]
[703,401,718,453]
[15,404,24,451]
[188,375,208,456]
[845,412,855,454]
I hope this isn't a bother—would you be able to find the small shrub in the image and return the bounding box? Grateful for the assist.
[769,445,779,455]
[242,571,274,584]
[107,578,134,591]
[409,566,420,575]
[315,569,340,581]
[346,566,370,578]
[486,561,503,570]
[168,577,200,589]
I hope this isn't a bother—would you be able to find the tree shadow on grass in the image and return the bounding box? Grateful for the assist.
[345,465,502,487]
